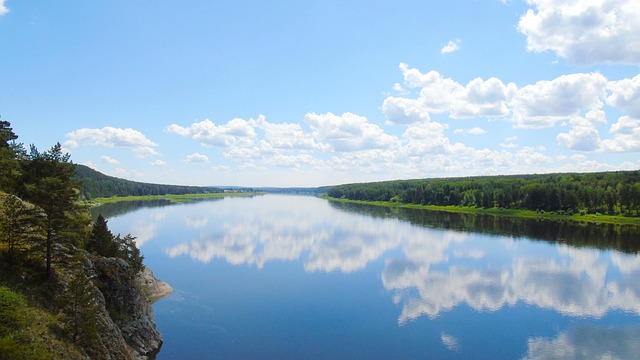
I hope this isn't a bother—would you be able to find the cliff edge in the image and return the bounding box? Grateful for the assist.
[54,245,171,359]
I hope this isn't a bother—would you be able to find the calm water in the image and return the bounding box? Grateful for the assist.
[96,195,640,359]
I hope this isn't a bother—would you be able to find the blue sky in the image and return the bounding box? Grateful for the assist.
[1,0,639,187]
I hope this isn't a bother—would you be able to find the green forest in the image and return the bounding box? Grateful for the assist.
[0,120,154,358]
[327,171,640,216]
[75,164,222,199]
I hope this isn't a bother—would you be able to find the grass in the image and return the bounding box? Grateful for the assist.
[88,192,262,205]
[0,286,85,359]
[323,196,640,225]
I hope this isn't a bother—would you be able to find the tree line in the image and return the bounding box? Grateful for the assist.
[74,164,222,199]
[327,171,640,216]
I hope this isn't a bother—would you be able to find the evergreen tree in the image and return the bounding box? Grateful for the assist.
[116,234,144,273]
[0,119,24,193]
[19,143,80,279]
[86,215,117,257]
[0,194,43,267]
[65,257,99,347]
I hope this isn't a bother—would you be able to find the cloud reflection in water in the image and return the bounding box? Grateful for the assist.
[158,196,640,323]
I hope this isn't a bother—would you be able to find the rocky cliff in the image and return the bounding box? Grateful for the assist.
[55,245,171,359]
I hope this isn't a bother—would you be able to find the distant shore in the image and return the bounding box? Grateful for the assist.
[323,196,640,225]
[87,192,263,205]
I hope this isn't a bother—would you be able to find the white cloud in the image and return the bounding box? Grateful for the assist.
[601,116,640,151]
[402,122,452,156]
[166,118,257,148]
[518,0,640,65]
[382,64,515,124]
[184,152,210,163]
[151,160,167,167]
[255,117,320,151]
[454,127,487,135]
[557,125,602,151]
[0,0,9,16]
[607,74,640,118]
[305,112,398,152]
[382,96,432,125]
[65,127,159,157]
[264,153,319,168]
[100,155,119,164]
[511,72,608,128]
[500,136,518,149]
[441,39,461,54]
[441,332,461,351]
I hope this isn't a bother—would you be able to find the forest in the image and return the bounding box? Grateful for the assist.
[326,171,640,216]
[74,164,223,199]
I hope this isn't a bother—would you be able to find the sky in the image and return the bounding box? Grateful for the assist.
[1,0,639,187]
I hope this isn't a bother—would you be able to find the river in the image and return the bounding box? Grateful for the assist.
[94,194,640,359]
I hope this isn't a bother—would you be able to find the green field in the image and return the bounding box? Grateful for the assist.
[90,192,261,205]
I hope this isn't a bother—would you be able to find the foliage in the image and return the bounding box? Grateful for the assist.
[326,171,640,217]
[0,287,52,360]
[17,143,81,278]
[0,119,25,193]
[74,164,223,199]
[86,215,144,273]
[65,259,99,347]
[0,194,44,267]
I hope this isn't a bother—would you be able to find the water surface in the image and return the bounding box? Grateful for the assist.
[98,195,640,359]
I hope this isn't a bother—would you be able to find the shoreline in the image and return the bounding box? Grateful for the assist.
[87,192,263,205]
[324,196,640,226]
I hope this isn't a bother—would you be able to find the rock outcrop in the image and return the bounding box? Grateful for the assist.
[55,245,170,359]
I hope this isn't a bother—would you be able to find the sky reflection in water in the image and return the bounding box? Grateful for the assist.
[102,195,640,359]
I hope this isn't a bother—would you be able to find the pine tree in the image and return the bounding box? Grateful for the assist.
[65,257,99,346]
[86,215,117,257]
[0,119,24,193]
[19,143,80,279]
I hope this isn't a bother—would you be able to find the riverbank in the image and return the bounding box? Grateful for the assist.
[87,192,263,205]
[323,196,640,225]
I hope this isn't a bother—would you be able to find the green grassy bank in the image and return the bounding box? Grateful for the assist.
[323,196,640,225]
[89,192,262,205]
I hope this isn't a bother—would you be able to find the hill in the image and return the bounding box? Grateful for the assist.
[74,164,223,199]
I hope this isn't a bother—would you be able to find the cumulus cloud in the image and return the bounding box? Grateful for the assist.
[441,39,461,54]
[151,160,167,167]
[601,116,640,152]
[606,74,640,118]
[382,64,515,125]
[385,64,623,131]
[0,0,8,16]
[166,118,257,148]
[100,155,119,164]
[383,63,640,158]
[305,112,398,152]
[511,72,608,128]
[557,126,601,151]
[184,152,210,163]
[518,0,640,65]
[403,122,452,156]
[65,127,159,157]
[255,117,320,151]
